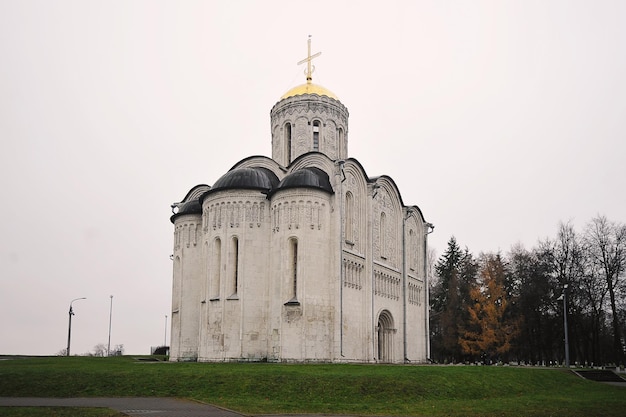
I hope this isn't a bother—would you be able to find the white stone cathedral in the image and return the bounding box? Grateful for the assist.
[169,39,433,363]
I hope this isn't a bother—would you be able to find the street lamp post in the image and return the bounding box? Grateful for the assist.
[107,295,113,356]
[164,315,168,347]
[558,284,570,367]
[66,297,86,356]
[563,284,570,367]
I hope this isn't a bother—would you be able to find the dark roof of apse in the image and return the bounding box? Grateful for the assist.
[169,184,210,222]
[209,167,280,193]
[174,199,202,215]
[171,167,334,224]
[271,167,333,195]
[207,166,333,196]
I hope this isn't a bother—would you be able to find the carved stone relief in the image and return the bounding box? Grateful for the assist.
[272,200,326,232]
[374,188,397,265]
[207,201,266,231]
[373,267,400,300]
[342,255,364,290]
[272,125,280,162]
[408,280,423,306]
[174,222,199,250]
[325,121,337,159]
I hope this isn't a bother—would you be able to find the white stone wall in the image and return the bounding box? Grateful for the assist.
[171,213,203,361]
[269,188,336,361]
[198,191,271,361]
[405,211,428,361]
[341,251,372,361]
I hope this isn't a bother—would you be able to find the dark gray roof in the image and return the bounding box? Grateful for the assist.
[211,167,279,193]
[175,199,202,216]
[172,167,334,224]
[170,184,211,223]
[273,167,333,194]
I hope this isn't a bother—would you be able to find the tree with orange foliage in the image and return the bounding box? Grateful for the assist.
[459,253,519,363]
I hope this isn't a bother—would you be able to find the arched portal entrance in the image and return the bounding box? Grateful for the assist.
[377,310,395,363]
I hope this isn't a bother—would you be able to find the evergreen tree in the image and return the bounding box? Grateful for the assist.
[430,237,476,363]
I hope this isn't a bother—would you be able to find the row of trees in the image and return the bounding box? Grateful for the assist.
[429,215,626,366]
[57,343,124,356]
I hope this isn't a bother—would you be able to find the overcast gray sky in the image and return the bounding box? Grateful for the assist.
[1,1,625,356]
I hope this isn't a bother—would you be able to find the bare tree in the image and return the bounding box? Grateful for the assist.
[508,244,557,365]
[576,248,609,365]
[539,221,587,364]
[551,221,586,287]
[109,344,125,356]
[584,215,626,364]
[92,343,107,357]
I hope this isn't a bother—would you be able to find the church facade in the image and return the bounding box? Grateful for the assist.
[169,41,433,363]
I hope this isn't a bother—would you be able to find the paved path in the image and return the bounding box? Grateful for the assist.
[0,397,246,417]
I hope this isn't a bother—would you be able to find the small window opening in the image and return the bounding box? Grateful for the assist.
[285,238,299,305]
[345,192,354,243]
[380,212,387,259]
[338,128,345,156]
[313,121,320,151]
[228,237,239,299]
[210,238,221,300]
[284,123,292,164]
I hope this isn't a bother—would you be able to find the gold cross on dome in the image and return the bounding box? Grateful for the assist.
[297,35,321,83]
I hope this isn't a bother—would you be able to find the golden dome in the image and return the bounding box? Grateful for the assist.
[281,81,338,100]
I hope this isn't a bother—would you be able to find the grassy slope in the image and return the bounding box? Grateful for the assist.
[0,356,624,417]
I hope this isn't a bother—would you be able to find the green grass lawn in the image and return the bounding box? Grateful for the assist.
[0,356,624,417]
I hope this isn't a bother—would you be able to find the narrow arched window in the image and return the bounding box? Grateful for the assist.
[230,237,239,297]
[380,212,387,259]
[286,238,299,304]
[173,256,182,311]
[345,191,354,243]
[408,229,416,272]
[312,121,320,151]
[211,238,221,299]
[338,127,344,156]
[284,122,292,164]
[291,239,298,299]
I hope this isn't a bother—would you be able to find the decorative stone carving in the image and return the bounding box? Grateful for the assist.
[325,122,337,158]
[207,201,267,231]
[408,280,423,306]
[373,266,401,300]
[272,199,326,232]
[343,254,364,290]
[270,95,349,165]
[173,222,199,250]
